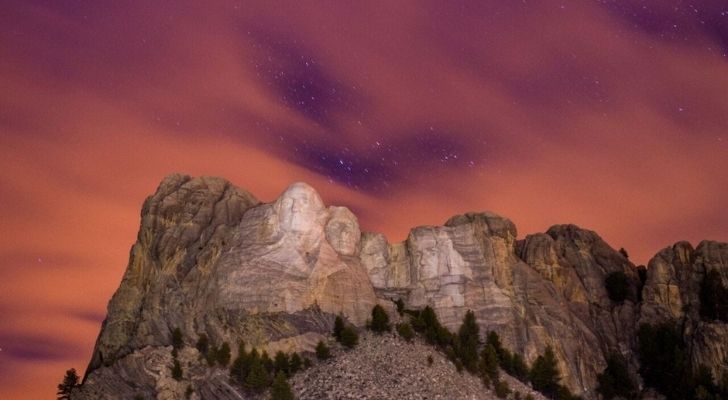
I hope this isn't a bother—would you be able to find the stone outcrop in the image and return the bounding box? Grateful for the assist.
[640,240,728,386]
[75,175,727,399]
[361,213,641,396]
[85,175,378,378]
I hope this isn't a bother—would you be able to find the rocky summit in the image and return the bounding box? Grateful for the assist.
[70,175,728,400]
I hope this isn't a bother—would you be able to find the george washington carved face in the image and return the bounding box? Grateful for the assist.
[275,182,325,233]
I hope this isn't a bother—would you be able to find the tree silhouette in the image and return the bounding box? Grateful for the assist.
[315,341,330,360]
[270,371,294,400]
[274,351,290,376]
[396,322,415,342]
[57,368,79,399]
[480,344,499,382]
[596,353,637,400]
[195,334,209,355]
[289,352,303,374]
[511,353,529,383]
[172,327,184,349]
[244,354,269,392]
[340,326,359,349]
[370,304,391,333]
[457,310,480,373]
[171,359,183,381]
[619,248,629,259]
[333,315,345,340]
[530,346,561,398]
[216,342,231,366]
[395,298,405,315]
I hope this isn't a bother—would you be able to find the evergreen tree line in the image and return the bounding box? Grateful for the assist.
[63,296,728,400]
[172,328,301,399]
[333,315,359,348]
[193,333,231,367]
[402,305,578,400]
[634,322,727,400]
[228,341,302,399]
[595,321,728,400]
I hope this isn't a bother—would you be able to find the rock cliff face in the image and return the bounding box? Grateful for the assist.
[639,240,728,387]
[86,175,377,377]
[361,213,641,395]
[75,175,727,399]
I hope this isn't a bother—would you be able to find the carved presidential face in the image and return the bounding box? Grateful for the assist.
[416,234,441,279]
[276,182,325,233]
[325,207,361,256]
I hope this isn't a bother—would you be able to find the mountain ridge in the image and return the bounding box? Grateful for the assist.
[71,174,728,399]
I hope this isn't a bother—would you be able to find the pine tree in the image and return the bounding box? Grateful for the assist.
[230,342,249,383]
[417,306,440,344]
[289,352,303,374]
[216,342,231,366]
[435,325,453,348]
[274,351,290,376]
[499,348,514,373]
[172,327,184,350]
[333,315,345,340]
[421,306,438,327]
[619,248,629,259]
[315,341,331,360]
[340,326,359,349]
[395,298,405,315]
[638,323,697,400]
[57,368,79,399]
[270,371,295,400]
[370,304,391,333]
[261,351,274,373]
[205,345,217,366]
[457,310,480,373]
[596,353,637,400]
[530,346,561,398]
[494,379,511,398]
[511,353,529,383]
[244,355,269,392]
[396,322,415,342]
[171,359,183,381]
[480,344,499,381]
[195,334,209,355]
[486,331,503,353]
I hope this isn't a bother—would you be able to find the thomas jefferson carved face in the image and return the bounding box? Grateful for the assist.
[325,207,360,256]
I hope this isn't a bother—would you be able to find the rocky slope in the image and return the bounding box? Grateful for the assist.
[73,175,728,399]
[291,332,546,400]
